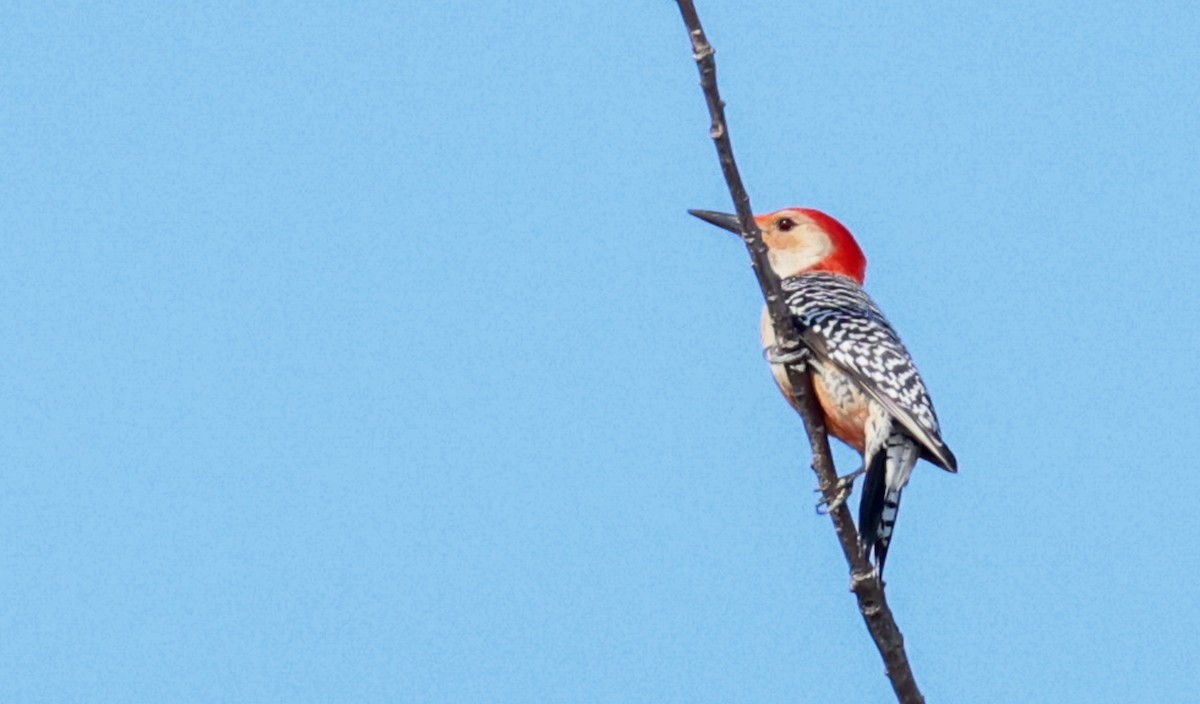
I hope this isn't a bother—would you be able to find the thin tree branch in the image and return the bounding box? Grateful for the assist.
[672,3,924,702]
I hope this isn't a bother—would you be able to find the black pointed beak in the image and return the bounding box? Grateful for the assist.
[687,209,743,235]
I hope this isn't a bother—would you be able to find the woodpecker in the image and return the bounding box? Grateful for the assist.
[689,207,956,572]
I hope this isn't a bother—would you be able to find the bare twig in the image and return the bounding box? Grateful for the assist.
[673,3,924,702]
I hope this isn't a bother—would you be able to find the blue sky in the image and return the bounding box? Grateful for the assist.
[3,1,1198,701]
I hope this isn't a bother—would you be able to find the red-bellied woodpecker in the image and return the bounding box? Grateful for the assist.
[689,207,957,573]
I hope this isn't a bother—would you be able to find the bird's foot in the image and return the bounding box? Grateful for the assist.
[815,468,866,515]
[763,343,808,366]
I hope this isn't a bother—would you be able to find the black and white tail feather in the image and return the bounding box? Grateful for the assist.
[859,419,922,571]
[782,273,957,573]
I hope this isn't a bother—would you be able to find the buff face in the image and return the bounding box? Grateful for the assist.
[756,210,836,279]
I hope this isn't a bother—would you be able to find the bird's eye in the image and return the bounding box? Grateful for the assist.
[777,217,796,232]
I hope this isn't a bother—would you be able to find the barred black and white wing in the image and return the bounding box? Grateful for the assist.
[782,273,957,473]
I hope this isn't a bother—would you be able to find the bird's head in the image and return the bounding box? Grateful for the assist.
[688,207,866,283]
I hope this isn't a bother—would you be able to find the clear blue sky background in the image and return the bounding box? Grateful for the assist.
[3,1,1198,701]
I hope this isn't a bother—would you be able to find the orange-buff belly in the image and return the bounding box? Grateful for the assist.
[810,372,868,453]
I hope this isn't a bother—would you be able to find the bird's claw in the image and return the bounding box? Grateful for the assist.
[815,468,866,515]
[764,343,807,366]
